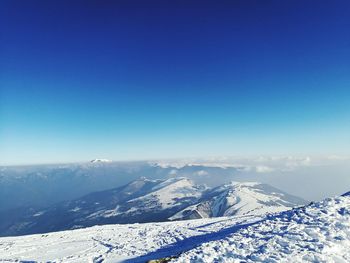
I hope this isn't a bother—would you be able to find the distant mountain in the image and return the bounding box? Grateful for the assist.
[1,177,306,236]
[90,159,112,163]
[0,162,241,213]
[170,182,305,220]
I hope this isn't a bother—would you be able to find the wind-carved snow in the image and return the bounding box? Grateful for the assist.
[0,215,257,263]
[174,193,350,263]
[0,193,349,262]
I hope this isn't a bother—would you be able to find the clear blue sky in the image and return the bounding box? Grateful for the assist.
[1,1,350,165]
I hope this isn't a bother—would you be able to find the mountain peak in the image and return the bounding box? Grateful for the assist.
[170,180,306,221]
[90,159,112,163]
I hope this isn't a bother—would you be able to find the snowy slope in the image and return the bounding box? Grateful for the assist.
[0,192,349,263]
[0,215,257,263]
[125,177,203,210]
[174,192,350,262]
[170,182,305,220]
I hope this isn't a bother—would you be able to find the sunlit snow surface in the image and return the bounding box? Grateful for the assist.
[0,215,257,263]
[174,194,350,263]
[0,193,349,263]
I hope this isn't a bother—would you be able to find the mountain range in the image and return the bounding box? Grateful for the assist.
[0,177,306,237]
[0,188,348,262]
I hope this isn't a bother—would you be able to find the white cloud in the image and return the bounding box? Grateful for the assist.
[255,166,275,173]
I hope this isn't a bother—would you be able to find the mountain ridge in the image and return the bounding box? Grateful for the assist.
[0,177,305,237]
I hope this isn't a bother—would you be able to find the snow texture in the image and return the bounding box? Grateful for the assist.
[174,194,350,263]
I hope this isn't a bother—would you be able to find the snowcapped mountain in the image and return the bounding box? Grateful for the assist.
[90,158,112,163]
[122,177,204,210]
[170,181,305,220]
[0,162,240,214]
[1,177,204,236]
[0,191,348,262]
[1,177,305,237]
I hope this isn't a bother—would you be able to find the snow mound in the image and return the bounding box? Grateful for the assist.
[174,194,350,262]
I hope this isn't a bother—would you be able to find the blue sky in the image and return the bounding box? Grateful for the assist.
[1,1,350,165]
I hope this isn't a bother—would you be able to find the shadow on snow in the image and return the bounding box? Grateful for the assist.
[121,219,264,263]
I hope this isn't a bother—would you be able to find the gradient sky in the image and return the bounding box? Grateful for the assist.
[1,1,350,165]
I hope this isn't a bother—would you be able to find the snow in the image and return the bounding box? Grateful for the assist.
[219,182,293,216]
[8,178,302,237]
[32,211,45,217]
[90,159,112,163]
[174,194,350,262]
[0,215,257,263]
[69,207,81,213]
[170,181,304,220]
[127,177,202,209]
[0,190,348,263]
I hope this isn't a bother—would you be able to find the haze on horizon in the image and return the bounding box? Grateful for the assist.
[1,1,350,165]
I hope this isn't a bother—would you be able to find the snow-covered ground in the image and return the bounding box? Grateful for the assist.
[174,193,350,263]
[0,192,349,263]
[0,215,258,263]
